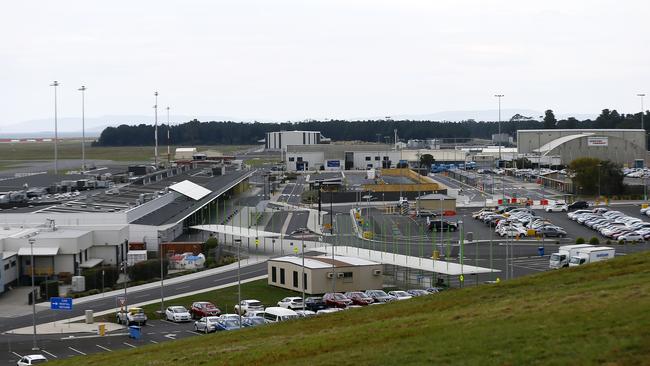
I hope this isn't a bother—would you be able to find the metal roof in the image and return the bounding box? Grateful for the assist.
[535,133,595,155]
[79,258,104,268]
[169,180,212,201]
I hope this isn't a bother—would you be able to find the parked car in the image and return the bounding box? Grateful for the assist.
[294,309,317,317]
[568,201,589,210]
[323,293,353,308]
[242,316,267,327]
[304,297,328,312]
[537,226,567,238]
[17,355,47,365]
[277,297,304,310]
[216,318,243,331]
[316,308,344,315]
[425,287,444,293]
[618,232,644,242]
[545,203,568,212]
[244,310,265,318]
[406,289,430,297]
[165,306,192,322]
[263,307,299,323]
[365,289,395,303]
[344,291,374,305]
[194,316,221,333]
[234,299,264,315]
[116,307,147,326]
[428,220,458,232]
[190,301,221,319]
[219,313,241,321]
[388,291,413,300]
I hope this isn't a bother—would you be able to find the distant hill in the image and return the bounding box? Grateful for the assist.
[50,251,650,366]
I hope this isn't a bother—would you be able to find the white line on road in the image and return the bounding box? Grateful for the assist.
[96,345,113,352]
[42,350,58,358]
[512,264,546,272]
[123,342,137,348]
[163,320,180,325]
[68,347,87,355]
[134,294,149,299]
[175,285,190,290]
[186,330,203,335]
[147,323,155,327]
[12,352,22,358]
[150,340,159,344]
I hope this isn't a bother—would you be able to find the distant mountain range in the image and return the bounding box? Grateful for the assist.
[0,110,597,137]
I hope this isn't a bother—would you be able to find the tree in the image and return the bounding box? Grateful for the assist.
[419,154,435,171]
[204,236,221,262]
[568,158,624,196]
[543,110,557,129]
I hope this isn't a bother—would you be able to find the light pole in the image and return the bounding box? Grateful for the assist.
[158,233,165,317]
[50,81,59,174]
[638,93,646,130]
[597,163,602,198]
[78,86,87,173]
[495,94,505,203]
[234,238,242,328]
[294,228,309,307]
[154,91,159,167]
[28,237,38,351]
[166,106,171,165]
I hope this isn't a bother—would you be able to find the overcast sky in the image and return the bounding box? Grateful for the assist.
[1,0,649,127]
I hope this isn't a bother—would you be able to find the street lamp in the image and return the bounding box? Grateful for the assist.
[28,237,38,351]
[158,233,165,317]
[638,93,646,130]
[50,81,59,174]
[78,86,87,173]
[292,228,310,308]
[234,238,242,328]
[154,91,159,167]
[494,94,505,203]
[597,163,602,198]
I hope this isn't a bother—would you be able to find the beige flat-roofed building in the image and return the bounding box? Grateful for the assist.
[267,255,383,294]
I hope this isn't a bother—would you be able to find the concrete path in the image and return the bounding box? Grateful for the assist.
[9,322,124,335]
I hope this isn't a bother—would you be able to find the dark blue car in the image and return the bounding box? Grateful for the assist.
[242,316,266,327]
[216,318,242,331]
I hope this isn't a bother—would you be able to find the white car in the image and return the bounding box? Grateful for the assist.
[316,308,344,315]
[294,309,316,317]
[546,203,568,212]
[388,291,413,300]
[277,297,304,310]
[618,232,644,242]
[234,299,264,315]
[219,313,242,321]
[499,226,526,237]
[17,355,47,365]
[244,310,265,318]
[194,316,221,333]
[165,306,191,322]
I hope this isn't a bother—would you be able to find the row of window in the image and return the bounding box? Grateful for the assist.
[3,260,16,271]
[365,156,390,161]
[271,266,307,290]
[288,157,303,162]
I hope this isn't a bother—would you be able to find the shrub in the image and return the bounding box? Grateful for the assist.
[83,266,120,290]
[606,240,611,245]
[589,237,600,245]
[128,259,168,282]
[619,240,625,245]
[575,237,586,244]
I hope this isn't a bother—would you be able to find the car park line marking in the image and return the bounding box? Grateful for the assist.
[68,347,87,355]
[42,350,58,358]
[186,330,203,335]
[163,320,180,325]
[11,352,22,358]
[96,345,112,352]
[175,285,190,290]
[123,342,137,348]
[150,340,159,344]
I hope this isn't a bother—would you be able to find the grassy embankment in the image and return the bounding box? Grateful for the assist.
[53,251,650,365]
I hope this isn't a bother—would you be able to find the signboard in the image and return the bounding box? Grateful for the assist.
[587,137,608,147]
[50,297,73,311]
[326,160,340,168]
[117,296,126,307]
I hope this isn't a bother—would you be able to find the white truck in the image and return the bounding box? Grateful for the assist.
[549,244,594,269]
[569,246,615,267]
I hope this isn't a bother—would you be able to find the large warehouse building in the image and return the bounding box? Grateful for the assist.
[265,130,326,150]
[517,129,647,166]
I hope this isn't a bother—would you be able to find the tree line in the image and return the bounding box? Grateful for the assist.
[93,109,650,147]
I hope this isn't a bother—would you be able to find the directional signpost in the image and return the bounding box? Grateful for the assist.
[50,297,73,311]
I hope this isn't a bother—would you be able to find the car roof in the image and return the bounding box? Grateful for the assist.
[264,307,298,315]
[25,355,47,360]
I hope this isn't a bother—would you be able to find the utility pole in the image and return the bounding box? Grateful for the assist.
[50,81,59,174]
[235,238,242,329]
[29,237,38,351]
[78,86,87,173]
[494,94,505,203]
[166,106,171,165]
[154,91,159,167]
[638,93,646,130]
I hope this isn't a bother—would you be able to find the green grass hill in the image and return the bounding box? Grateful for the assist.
[53,251,650,366]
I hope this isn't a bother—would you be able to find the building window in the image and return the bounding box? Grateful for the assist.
[293,271,299,288]
[297,157,303,162]
[11,260,16,267]
[383,156,389,161]
[280,268,285,285]
[288,157,295,162]
[303,273,308,289]
[3,264,8,270]
[375,156,380,161]
[271,266,277,283]
[343,272,353,283]
[365,156,371,161]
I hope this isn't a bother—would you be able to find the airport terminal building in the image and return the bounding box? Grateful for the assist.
[517,129,647,167]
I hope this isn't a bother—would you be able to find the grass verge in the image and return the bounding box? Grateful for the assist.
[52,251,650,365]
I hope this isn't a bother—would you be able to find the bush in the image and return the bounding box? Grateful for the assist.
[88,289,100,295]
[83,266,120,290]
[128,259,168,282]
[575,237,586,244]
[40,280,59,300]
[589,237,600,245]
[619,240,625,245]
[606,240,611,245]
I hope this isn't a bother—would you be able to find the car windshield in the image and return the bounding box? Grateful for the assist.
[223,319,242,328]
[333,293,346,300]
[31,360,47,364]
[307,297,323,302]
[393,291,408,296]
[569,257,581,264]
[282,315,299,320]
[550,254,561,261]
[130,309,144,314]
[370,290,388,297]
[348,292,363,297]
[248,301,262,307]
[248,317,265,325]
[207,317,220,322]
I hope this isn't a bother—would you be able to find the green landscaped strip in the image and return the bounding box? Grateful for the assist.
[52,251,650,366]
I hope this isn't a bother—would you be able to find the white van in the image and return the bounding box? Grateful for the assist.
[263,307,299,323]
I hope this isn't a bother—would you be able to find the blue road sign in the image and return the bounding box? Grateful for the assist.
[50,297,73,311]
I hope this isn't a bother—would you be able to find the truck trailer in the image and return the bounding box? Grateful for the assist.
[549,244,594,269]
[568,246,615,267]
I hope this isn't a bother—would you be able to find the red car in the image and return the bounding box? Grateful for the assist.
[323,293,353,308]
[344,292,374,306]
[190,301,221,319]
